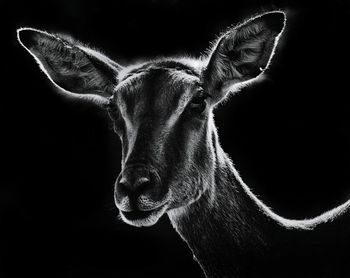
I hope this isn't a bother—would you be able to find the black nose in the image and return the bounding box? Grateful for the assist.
[115,166,154,201]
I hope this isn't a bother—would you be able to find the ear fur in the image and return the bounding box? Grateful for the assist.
[202,11,286,104]
[17,27,122,106]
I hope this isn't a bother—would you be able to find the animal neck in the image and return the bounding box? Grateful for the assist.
[167,122,281,277]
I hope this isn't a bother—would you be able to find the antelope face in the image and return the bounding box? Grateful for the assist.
[17,11,285,227]
[109,63,215,226]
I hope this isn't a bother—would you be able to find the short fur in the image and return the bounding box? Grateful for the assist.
[17,11,350,277]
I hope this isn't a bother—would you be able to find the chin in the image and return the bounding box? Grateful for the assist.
[119,205,168,227]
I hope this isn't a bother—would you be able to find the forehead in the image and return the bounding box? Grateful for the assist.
[113,61,201,112]
[118,60,201,82]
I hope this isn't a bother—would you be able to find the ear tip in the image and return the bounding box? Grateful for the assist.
[17,27,38,48]
[17,27,50,49]
[259,11,286,34]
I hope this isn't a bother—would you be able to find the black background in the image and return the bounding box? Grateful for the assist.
[2,0,350,277]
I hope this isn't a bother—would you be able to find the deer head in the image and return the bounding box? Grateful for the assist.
[17,11,286,227]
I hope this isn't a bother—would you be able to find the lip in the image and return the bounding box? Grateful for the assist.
[122,208,158,221]
[120,204,167,227]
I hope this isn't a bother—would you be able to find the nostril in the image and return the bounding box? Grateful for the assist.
[135,177,152,193]
[135,177,150,187]
[118,177,130,195]
[119,177,127,186]
[117,176,152,196]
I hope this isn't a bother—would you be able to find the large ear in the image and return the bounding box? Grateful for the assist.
[17,27,122,106]
[202,11,286,104]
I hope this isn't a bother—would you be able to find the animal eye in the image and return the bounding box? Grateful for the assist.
[106,102,120,121]
[106,102,125,133]
[189,91,210,114]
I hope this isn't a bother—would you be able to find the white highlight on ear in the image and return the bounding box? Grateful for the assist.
[205,10,287,100]
[78,45,123,73]
[17,27,111,106]
[225,11,286,92]
[220,71,268,99]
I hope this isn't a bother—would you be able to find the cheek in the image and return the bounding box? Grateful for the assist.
[169,167,207,208]
[165,121,212,207]
[164,121,200,169]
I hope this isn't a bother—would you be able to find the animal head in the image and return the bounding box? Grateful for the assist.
[17,11,286,227]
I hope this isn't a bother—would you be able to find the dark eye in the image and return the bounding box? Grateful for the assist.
[189,91,210,114]
[106,102,125,133]
[106,102,120,121]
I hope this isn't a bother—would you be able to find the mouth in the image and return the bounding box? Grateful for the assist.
[119,204,168,227]
[123,209,157,220]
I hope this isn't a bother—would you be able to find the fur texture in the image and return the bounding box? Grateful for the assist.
[17,11,350,278]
